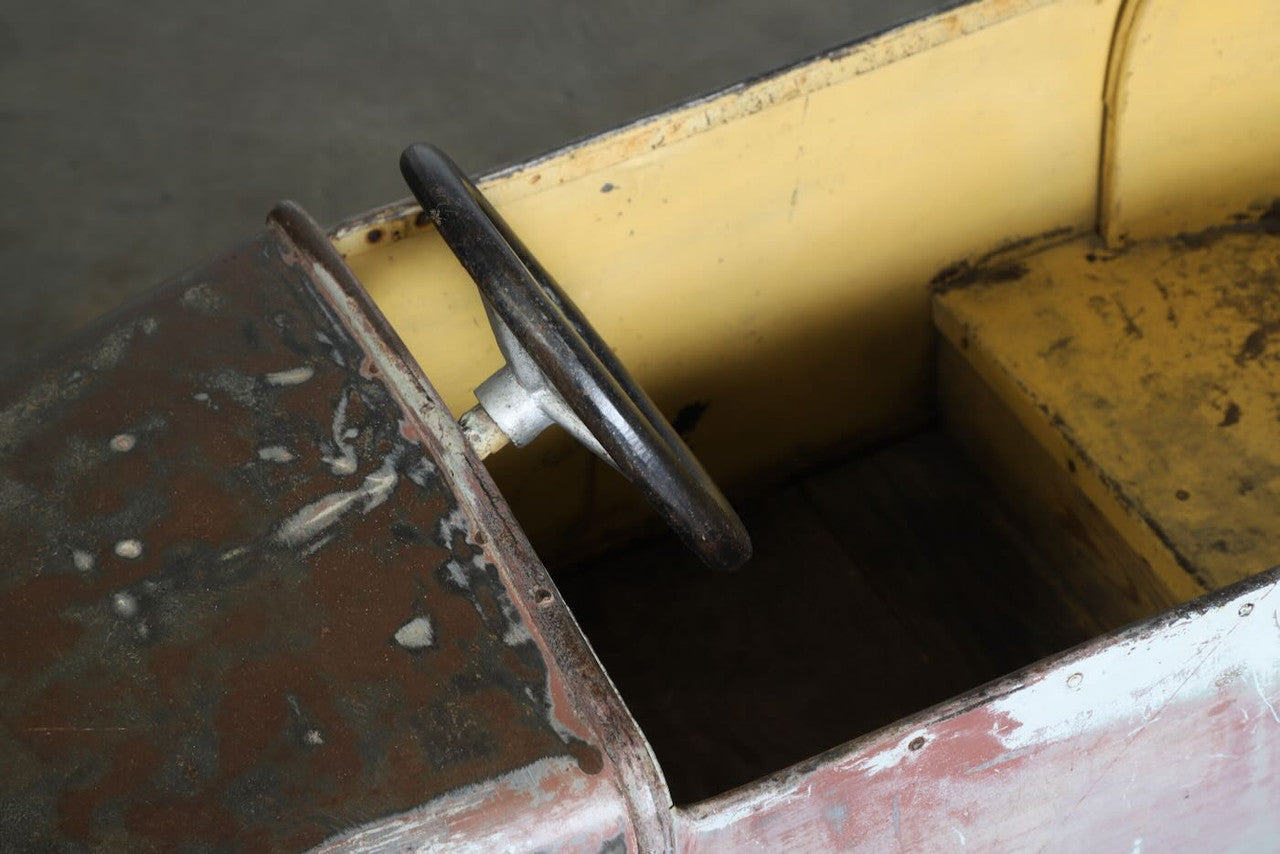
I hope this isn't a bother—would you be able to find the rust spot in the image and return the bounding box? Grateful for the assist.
[1173,198,1280,250]
[1219,401,1241,427]
[414,211,431,228]
[568,739,604,774]
[1112,296,1143,339]
[931,226,1073,293]
[366,228,383,244]
[0,214,612,849]
[1235,322,1279,366]
[908,736,926,751]
[931,261,1028,294]
[1175,489,1191,502]
[59,735,163,840]
[600,182,616,194]
[0,576,85,678]
[1038,336,1073,359]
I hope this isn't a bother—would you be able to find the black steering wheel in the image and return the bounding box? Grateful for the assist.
[400,143,751,570]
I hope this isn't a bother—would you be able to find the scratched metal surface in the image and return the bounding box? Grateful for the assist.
[0,207,646,850]
[677,566,1280,850]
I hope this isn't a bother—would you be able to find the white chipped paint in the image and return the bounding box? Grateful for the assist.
[275,452,400,548]
[690,786,811,833]
[193,392,212,405]
[304,729,325,746]
[851,728,931,776]
[114,539,143,559]
[72,550,94,572]
[987,581,1280,753]
[404,455,437,488]
[840,579,1280,782]
[257,445,296,463]
[109,433,136,453]
[498,591,535,648]
[321,391,358,476]
[502,619,533,647]
[204,370,257,407]
[1251,668,1280,724]
[140,316,159,335]
[91,325,137,371]
[180,283,223,313]
[316,756,625,854]
[316,332,347,367]
[302,534,335,557]
[437,507,470,545]
[444,554,482,589]
[297,252,643,839]
[112,591,139,618]
[220,546,248,562]
[265,365,315,386]
[326,453,357,476]
[441,552,532,649]
[394,616,436,649]
[953,826,967,846]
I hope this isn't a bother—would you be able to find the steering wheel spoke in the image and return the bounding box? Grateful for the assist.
[400,143,751,571]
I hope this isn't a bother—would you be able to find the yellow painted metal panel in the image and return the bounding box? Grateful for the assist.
[937,220,1280,598]
[939,339,1179,625]
[329,0,1120,556]
[1101,0,1280,244]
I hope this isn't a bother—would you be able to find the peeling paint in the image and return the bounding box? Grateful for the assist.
[274,451,400,547]
[264,365,315,386]
[394,616,435,649]
[180,283,223,313]
[679,571,1280,851]
[0,208,636,851]
[113,539,143,559]
[257,445,295,463]
[321,390,358,476]
[988,582,1279,752]
[112,591,139,619]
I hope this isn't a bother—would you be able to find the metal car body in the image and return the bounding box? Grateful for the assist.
[3,0,1279,850]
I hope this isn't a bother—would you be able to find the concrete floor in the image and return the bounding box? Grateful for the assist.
[0,1,943,369]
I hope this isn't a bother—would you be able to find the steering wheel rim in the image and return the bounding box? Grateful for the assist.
[399,143,751,570]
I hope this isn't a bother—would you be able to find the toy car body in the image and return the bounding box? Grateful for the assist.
[3,0,1279,849]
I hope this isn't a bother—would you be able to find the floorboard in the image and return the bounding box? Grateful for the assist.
[556,428,1103,803]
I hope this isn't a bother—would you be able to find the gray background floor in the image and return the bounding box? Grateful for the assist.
[1,1,942,370]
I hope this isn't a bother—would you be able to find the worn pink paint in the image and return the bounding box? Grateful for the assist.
[677,570,1280,851]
